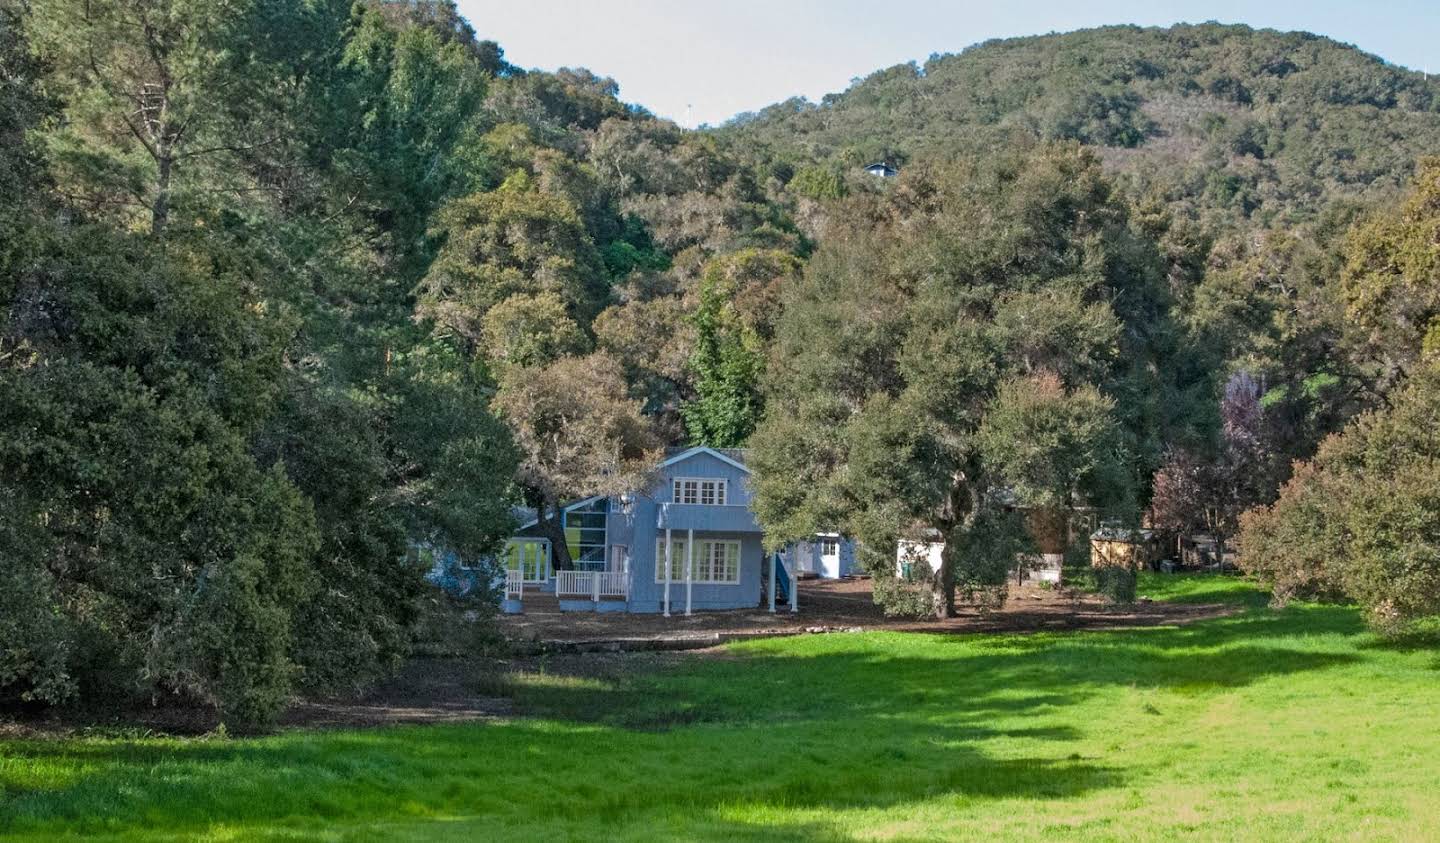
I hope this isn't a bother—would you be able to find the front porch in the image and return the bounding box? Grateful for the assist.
[501,538,799,616]
[504,567,631,613]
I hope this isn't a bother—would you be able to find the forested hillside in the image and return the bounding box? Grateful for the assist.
[723,23,1440,227]
[724,24,1440,509]
[3,6,1438,722]
[722,23,1440,622]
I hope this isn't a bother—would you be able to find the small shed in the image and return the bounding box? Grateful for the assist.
[863,161,898,178]
[1090,525,1156,571]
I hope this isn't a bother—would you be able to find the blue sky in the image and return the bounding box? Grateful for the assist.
[456,1,1440,127]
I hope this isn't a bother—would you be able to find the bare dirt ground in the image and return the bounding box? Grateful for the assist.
[500,576,1233,643]
[1,579,1232,737]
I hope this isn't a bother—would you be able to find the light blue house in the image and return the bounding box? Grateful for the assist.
[499,447,855,615]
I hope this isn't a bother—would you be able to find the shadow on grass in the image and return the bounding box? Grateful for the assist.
[1354,615,1440,655]
[0,599,1379,840]
[507,603,1363,735]
[1,713,1125,840]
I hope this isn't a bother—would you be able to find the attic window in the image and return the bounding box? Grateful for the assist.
[673,477,727,506]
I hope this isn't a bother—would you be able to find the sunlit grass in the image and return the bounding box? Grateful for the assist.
[3,576,1438,841]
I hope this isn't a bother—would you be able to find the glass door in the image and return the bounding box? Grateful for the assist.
[506,539,551,583]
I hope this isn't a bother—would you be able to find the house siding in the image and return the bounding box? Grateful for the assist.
[794,535,859,579]
[617,450,763,612]
[502,448,819,613]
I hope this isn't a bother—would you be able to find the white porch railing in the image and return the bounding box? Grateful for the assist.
[555,569,628,600]
[505,569,524,599]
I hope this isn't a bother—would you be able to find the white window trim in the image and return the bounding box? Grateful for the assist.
[654,538,742,585]
[671,477,728,506]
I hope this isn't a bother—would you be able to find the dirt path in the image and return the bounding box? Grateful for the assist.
[500,577,1234,643]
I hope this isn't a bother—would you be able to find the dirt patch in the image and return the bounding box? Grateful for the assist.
[0,581,1233,738]
[280,658,515,730]
[0,652,718,739]
[501,577,1235,644]
[0,658,518,739]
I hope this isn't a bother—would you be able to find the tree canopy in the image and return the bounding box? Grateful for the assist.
[749,146,1172,616]
[8,6,1440,725]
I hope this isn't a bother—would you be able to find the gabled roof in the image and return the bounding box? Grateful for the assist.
[1091,525,1154,543]
[512,448,749,531]
[659,446,751,474]
[514,494,606,531]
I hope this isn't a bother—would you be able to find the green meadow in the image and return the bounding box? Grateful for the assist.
[3,575,1437,841]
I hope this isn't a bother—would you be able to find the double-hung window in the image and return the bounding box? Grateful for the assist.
[672,477,726,506]
[655,538,741,584]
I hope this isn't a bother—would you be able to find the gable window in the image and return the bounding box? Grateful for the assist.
[655,538,741,584]
[672,477,727,506]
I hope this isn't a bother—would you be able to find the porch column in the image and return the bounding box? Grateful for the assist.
[768,550,777,613]
[663,527,672,617]
[789,552,798,613]
[685,529,694,616]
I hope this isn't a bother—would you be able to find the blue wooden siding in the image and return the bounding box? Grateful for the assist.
[603,449,764,611]
[504,449,798,612]
[793,536,859,578]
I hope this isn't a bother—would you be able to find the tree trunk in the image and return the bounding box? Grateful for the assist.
[930,475,980,619]
[151,152,172,237]
[535,501,573,570]
[933,542,958,618]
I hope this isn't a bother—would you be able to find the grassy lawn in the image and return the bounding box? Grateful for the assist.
[3,574,1439,841]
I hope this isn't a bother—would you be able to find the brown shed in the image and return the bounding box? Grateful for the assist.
[1090,525,1157,571]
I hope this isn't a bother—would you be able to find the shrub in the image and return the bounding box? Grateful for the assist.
[788,165,848,201]
[872,577,937,619]
[1239,366,1440,634]
[1094,564,1139,604]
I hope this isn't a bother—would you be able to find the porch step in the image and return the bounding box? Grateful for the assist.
[517,593,563,615]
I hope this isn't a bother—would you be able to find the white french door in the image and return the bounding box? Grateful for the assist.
[506,539,552,583]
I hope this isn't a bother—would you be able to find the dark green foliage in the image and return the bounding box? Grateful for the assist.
[0,1,48,198]
[1039,85,1155,147]
[722,23,1440,230]
[601,215,671,276]
[751,145,1179,616]
[947,506,1038,608]
[1094,565,1139,603]
[682,249,797,447]
[1240,365,1440,634]
[1239,161,1440,634]
[1,0,521,726]
[0,217,319,719]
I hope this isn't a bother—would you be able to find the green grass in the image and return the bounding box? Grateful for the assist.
[3,575,1439,841]
[1133,571,1271,605]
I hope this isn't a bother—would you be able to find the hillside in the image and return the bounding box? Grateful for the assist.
[721,23,1440,227]
[6,2,1440,722]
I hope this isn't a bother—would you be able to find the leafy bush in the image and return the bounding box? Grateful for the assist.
[1240,366,1440,634]
[788,165,848,201]
[1094,564,1139,604]
[871,577,937,619]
